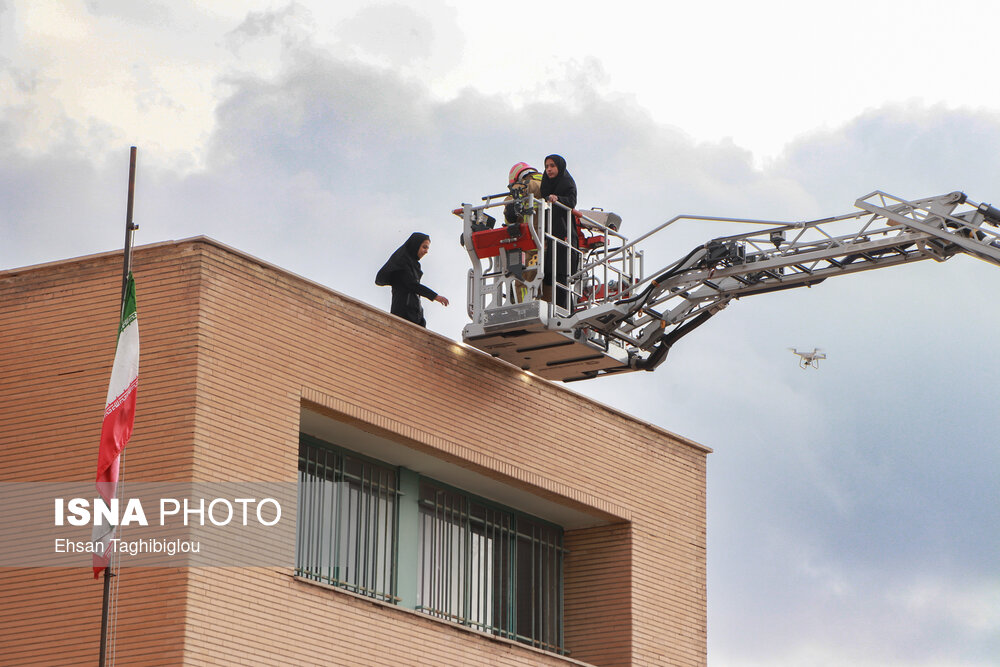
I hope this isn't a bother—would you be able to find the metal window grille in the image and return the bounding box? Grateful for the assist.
[416,481,564,653]
[296,439,399,603]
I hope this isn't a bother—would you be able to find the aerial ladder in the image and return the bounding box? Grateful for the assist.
[455,189,1000,382]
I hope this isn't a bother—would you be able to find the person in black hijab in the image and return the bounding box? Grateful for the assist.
[539,154,578,311]
[375,232,449,327]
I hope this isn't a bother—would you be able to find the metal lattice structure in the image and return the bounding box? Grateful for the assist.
[458,190,1000,382]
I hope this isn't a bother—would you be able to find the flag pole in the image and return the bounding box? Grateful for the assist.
[120,146,139,309]
[100,146,138,667]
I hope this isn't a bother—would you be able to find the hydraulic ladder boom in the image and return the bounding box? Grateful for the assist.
[456,190,1000,382]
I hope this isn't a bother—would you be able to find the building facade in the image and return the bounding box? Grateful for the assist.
[0,238,709,666]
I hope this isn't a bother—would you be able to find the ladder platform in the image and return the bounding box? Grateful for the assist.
[462,302,630,381]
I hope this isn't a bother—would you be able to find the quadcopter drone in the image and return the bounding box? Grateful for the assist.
[789,348,826,369]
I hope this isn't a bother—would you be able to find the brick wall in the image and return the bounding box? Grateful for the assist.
[0,238,708,666]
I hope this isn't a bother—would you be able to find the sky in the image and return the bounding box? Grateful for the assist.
[2,1,999,665]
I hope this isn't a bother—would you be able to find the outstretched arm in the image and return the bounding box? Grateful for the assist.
[393,270,444,304]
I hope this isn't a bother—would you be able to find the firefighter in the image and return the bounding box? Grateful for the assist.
[504,162,543,224]
[503,163,544,302]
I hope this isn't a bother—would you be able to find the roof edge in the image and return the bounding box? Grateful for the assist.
[2,235,711,455]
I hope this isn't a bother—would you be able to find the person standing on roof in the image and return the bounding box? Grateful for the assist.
[539,154,578,310]
[375,232,449,327]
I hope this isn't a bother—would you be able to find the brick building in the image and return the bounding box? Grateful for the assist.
[0,238,709,666]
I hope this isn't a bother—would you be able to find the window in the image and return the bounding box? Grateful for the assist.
[296,436,399,603]
[295,435,564,653]
[417,481,564,652]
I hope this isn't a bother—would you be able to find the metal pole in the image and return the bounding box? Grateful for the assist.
[120,146,138,309]
[98,569,113,666]
[100,146,137,667]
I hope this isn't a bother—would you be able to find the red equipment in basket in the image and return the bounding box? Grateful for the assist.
[572,210,606,252]
[470,223,537,259]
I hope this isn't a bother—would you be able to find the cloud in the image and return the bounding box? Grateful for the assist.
[335,4,436,65]
[224,2,314,54]
[775,103,1000,209]
[0,107,129,267]
[83,0,172,25]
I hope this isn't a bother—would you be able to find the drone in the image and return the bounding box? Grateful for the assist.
[789,348,826,369]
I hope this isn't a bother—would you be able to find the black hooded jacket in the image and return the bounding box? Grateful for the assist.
[539,154,578,243]
[375,232,438,327]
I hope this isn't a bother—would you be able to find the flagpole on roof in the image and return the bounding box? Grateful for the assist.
[99,145,138,667]
[120,146,138,311]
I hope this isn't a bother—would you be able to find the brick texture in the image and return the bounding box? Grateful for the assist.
[0,238,708,666]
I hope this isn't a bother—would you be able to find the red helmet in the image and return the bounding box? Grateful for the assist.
[508,162,537,185]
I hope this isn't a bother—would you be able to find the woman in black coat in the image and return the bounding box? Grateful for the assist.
[375,232,449,327]
[539,154,578,311]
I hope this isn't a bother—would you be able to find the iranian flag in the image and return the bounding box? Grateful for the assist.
[92,273,139,578]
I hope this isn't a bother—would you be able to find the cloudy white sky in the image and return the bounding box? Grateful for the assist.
[3,1,999,665]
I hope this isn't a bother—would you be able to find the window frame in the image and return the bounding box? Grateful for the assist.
[415,477,566,653]
[296,435,401,603]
